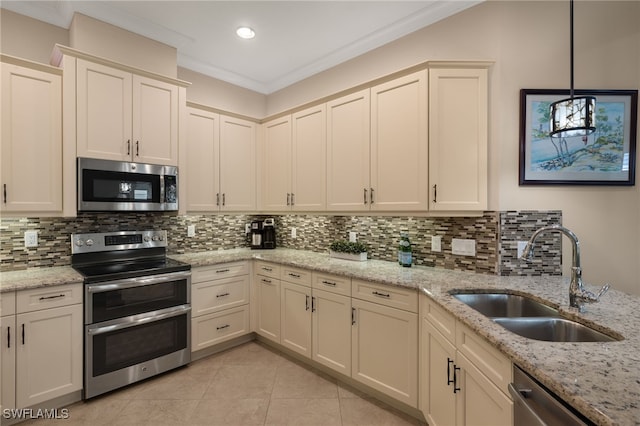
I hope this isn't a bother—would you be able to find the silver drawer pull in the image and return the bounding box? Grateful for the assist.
[216,324,230,331]
[39,294,65,301]
[372,291,390,298]
[216,292,230,298]
[216,269,230,274]
[322,280,337,287]
[288,273,301,278]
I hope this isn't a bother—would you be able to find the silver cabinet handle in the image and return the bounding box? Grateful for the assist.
[372,291,390,298]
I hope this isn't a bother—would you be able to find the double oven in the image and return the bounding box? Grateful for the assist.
[71,230,191,399]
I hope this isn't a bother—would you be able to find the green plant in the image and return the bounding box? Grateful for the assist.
[329,240,367,254]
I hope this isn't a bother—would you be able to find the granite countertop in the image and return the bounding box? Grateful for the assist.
[1,248,638,425]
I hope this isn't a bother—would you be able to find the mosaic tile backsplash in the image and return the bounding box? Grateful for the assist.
[0,211,562,276]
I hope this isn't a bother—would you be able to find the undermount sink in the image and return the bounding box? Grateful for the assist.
[493,317,617,342]
[452,291,621,343]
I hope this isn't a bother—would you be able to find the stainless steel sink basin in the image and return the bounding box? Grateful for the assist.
[452,291,621,342]
[452,293,559,318]
[494,317,618,342]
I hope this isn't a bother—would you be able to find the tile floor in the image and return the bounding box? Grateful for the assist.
[22,341,425,426]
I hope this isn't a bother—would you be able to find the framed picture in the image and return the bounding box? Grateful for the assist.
[519,89,638,185]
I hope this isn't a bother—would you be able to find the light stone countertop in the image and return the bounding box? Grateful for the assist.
[1,248,638,425]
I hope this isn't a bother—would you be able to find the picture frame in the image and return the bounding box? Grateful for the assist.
[519,89,638,185]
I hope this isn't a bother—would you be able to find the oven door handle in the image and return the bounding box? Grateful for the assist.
[86,271,191,293]
[87,305,191,336]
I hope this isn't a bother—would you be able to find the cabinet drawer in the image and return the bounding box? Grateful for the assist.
[255,261,281,279]
[281,267,311,287]
[17,284,82,313]
[192,261,249,283]
[352,279,418,312]
[1,291,16,316]
[192,275,250,317]
[312,272,351,297]
[421,296,456,344]
[192,305,250,351]
[456,323,512,395]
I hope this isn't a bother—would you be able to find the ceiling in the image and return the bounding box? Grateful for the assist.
[2,1,482,94]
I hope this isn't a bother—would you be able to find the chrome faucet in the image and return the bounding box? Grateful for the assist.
[520,224,610,312]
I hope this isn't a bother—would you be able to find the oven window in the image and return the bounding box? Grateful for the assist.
[91,314,187,377]
[91,279,188,323]
[82,169,161,203]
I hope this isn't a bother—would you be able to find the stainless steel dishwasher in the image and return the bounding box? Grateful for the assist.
[509,365,595,426]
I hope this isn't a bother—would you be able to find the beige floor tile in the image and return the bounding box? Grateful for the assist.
[187,398,270,425]
[202,364,278,400]
[110,399,199,426]
[271,361,338,399]
[218,341,287,367]
[131,366,212,400]
[340,397,423,426]
[265,398,342,426]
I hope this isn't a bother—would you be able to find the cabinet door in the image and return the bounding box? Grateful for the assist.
[280,281,311,357]
[370,71,428,211]
[351,298,418,407]
[1,315,16,410]
[429,67,488,211]
[16,304,82,408]
[186,107,220,211]
[292,105,326,211]
[261,116,292,211]
[256,276,281,343]
[76,59,132,161]
[220,116,257,210]
[456,352,512,426]
[312,288,351,376]
[423,318,457,426]
[326,90,371,211]
[1,63,62,213]
[132,75,179,165]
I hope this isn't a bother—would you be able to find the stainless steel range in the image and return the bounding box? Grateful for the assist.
[71,230,191,399]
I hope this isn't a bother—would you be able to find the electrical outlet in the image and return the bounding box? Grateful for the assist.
[187,225,196,237]
[452,238,476,256]
[291,227,297,239]
[24,230,38,248]
[517,241,528,258]
[245,224,251,235]
[349,231,357,242]
[431,235,442,252]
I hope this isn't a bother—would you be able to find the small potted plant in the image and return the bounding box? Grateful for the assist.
[329,240,368,261]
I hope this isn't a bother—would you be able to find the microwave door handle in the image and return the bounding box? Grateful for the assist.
[160,174,165,202]
[87,305,191,336]
[86,271,191,294]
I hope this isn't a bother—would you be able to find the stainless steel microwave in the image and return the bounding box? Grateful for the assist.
[77,157,178,212]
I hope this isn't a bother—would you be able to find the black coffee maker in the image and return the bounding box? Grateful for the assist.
[250,218,276,249]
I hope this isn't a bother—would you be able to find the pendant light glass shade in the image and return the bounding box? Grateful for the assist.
[550,95,596,138]
[549,0,596,138]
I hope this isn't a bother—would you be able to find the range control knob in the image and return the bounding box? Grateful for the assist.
[152,235,159,241]
[143,235,150,242]
[75,239,84,247]
[86,239,94,246]
[158,234,164,241]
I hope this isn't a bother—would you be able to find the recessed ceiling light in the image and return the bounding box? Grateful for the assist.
[236,26,255,39]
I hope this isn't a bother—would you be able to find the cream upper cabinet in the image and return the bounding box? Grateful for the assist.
[1,58,62,214]
[260,116,292,211]
[370,70,428,211]
[326,89,371,211]
[260,105,325,212]
[291,105,326,211]
[186,107,256,211]
[76,58,179,165]
[428,66,489,211]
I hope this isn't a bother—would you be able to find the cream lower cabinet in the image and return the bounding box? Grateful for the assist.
[1,56,62,215]
[351,280,418,407]
[254,262,282,343]
[280,267,313,357]
[191,262,251,352]
[1,292,16,411]
[420,296,512,426]
[1,284,83,410]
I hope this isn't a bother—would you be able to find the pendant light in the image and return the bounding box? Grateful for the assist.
[549,0,596,138]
